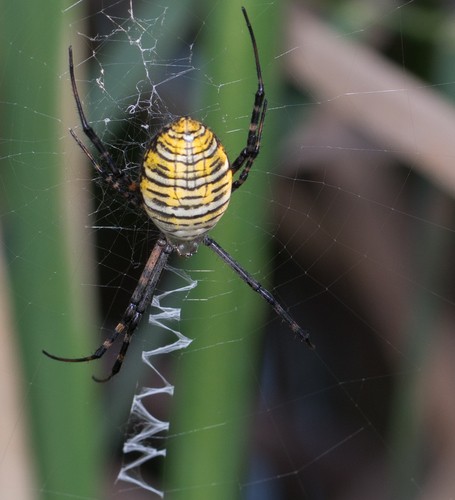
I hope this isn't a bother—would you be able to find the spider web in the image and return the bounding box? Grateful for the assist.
[117,266,195,497]
[3,0,455,499]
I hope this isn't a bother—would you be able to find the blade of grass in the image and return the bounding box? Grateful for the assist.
[0,221,37,499]
[286,3,455,196]
[0,2,103,498]
[165,3,280,499]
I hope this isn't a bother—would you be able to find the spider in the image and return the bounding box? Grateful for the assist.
[43,7,314,382]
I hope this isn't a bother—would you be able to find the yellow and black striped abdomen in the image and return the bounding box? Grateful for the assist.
[140,117,232,253]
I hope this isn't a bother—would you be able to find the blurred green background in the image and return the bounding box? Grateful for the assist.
[2,1,455,499]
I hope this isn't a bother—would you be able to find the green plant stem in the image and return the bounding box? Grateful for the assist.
[165,3,280,499]
[0,2,103,498]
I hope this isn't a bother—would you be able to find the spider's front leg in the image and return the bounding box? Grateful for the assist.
[204,236,314,348]
[43,237,173,381]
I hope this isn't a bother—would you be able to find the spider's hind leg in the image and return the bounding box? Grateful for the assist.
[68,46,142,207]
[230,7,268,192]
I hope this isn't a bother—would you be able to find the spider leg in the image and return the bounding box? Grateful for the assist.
[204,236,314,348]
[231,100,267,191]
[93,239,173,382]
[43,237,173,382]
[230,7,268,192]
[68,46,142,207]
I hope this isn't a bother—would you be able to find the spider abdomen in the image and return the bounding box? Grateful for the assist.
[141,117,232,252]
